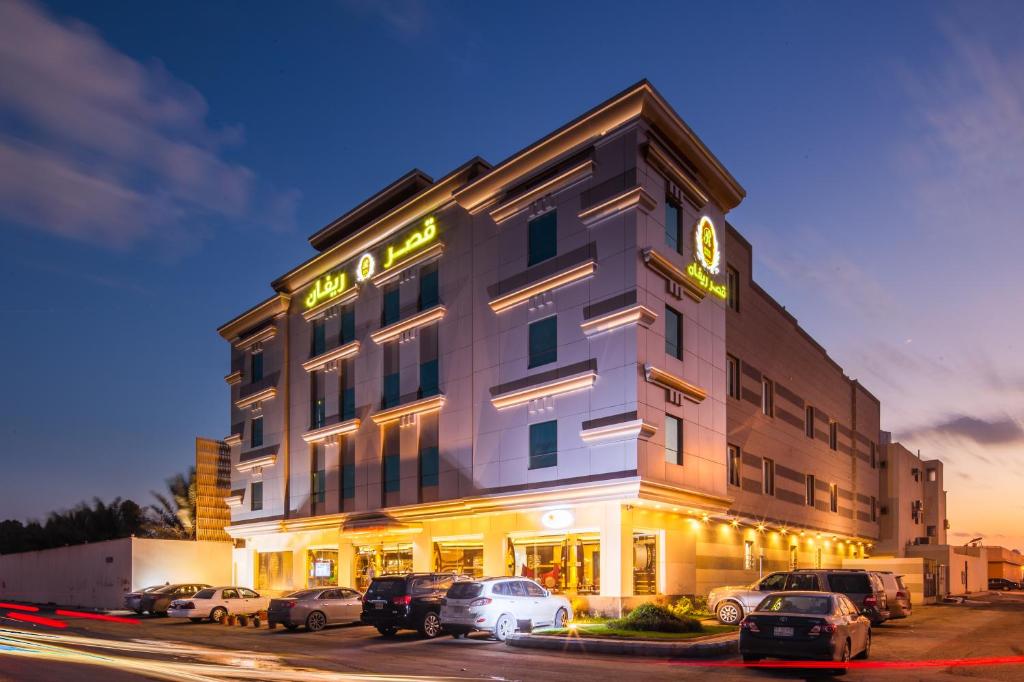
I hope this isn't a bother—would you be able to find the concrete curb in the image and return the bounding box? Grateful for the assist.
[506,632,738,657]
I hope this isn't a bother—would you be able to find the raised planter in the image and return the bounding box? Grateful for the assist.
[506,631,737,658]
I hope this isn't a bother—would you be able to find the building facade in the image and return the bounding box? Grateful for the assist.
[195,437,232,542]
[875,437,948,556]
[218,82,879,610]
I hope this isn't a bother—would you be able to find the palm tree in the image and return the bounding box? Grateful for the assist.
[149,467,197,539]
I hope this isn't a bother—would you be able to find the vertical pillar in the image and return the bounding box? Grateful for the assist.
[412,528,432,572]
[337,540,355,587]
[664,525,697,596]
[482,519,507,577]
[600,502,633,598]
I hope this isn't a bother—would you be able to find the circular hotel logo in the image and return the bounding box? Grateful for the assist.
[356,253,376,282]
[694,216,721,275]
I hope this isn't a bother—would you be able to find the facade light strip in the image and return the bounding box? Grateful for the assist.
[369,305,447,345]
[301,418,361,443]
[490,371,597,410]
[301,286,358,322]
[579,419,657,443]
[234,386,277,410]
[577,186,656,227]
[235,454,276,473]
[641,248,706,302]
[643,365,707,403]
[489,261,596,313]
[580,304,657,337]
[488,160,595,223]
[371,394,446,425]
[233,324,276,350]
[302,340,361,372]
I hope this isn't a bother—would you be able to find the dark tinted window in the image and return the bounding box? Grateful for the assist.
[410,577,436,595]
[509,581,529,597]
[759,573,788,591]
[194,589,215,599]
[757,595,832,615]
[286,590,320,599]
[366,578,406,598]
[240,588,258,598]
[785,574,819,591]
[524,581,546,597]
[382,285,400,326]
[319,590,338,600]
[529,421,557,470]
[665,306,682,359]
[528,317,557,368]
[492,582,510,596]
[419,263,439,310]
[447,582,483,600]
[222,589,239,599]
[827,573,871,594]
[527,211,557,266]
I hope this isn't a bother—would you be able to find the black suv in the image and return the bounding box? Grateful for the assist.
[361,573,466,638]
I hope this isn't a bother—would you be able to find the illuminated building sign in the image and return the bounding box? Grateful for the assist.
[304,215,439,309]
[686,262,727,299]
[694,216,721,275]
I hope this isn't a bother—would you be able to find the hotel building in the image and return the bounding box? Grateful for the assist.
[218,81,880,610]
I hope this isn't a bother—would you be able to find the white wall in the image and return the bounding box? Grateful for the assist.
[130,538,232,593]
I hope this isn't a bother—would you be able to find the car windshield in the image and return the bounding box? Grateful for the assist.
[828,574,871,594]
[447,582,483,599]
[757,595,832,614]
[193,589,215,599]
[366,579,406,598]
[153,585,179,594]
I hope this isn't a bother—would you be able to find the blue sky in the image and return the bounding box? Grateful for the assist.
[1,0,1022,548]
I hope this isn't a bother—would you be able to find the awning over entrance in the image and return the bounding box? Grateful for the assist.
[339,513,422,539]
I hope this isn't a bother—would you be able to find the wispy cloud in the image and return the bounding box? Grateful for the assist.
[0,0,298,251]
[902,414,1024,447]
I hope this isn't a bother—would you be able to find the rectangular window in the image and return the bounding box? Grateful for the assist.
[927,468,936,482]
[340,358,355,421]
[806,474,816,506]
[419,417,439,490]
[665,415,682,465]
[341,437,355,503]
[665,306,682,360]
[311,470,325,505]
[527,211,557,266]
[871,442,877,469]
[763,457,776,496]
[250,352,263,382]
[419,262,439,311]
[382,283,400,327]
[727,355,739,399]
[829,483,839,513]
[528,316,557,368]
[806,406,815,438]
[383,424,401,498]
[743,540,754,570]
[529,421,557,470]
[311,319,326,357]
[726,266,739,312]
[871,496,877,522]
[665,197,681,252]
[761,378,774,417]
[339,306,356,344]
[311,398,326,429]
[727,444,741,487]
[419,323,439,398]
[829,422,838,450]
[633,533,657,595]
[382,341,400,409]
[311,444,326,509]
[250,416,263,448]
[250,481,263,511]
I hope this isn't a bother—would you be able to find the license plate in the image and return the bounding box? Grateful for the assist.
[374,602,385,610]
[773,626,794,637]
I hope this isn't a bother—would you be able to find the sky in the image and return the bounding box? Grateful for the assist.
[0,0,1021,549]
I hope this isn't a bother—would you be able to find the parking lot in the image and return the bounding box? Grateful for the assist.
[4,593,1024,681]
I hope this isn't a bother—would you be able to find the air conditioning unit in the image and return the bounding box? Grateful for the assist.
[880,505,889,515]
[879,460,887,469]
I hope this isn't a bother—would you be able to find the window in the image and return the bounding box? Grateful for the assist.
[743,541,755,570]
[927,468,937,482]
[420,434,439,489]
[383,424,400,501]
[311,469,325,505]
[762,457,775,496]
[528,316,557,368]
[829,422,838,450]
[806,406,815,438]
[382,341,400,409]
[786,574,819,591]
[870,442,877,469]
[633,533,657,595]
[790,546,798,571]
[311,319,326,357]
[307,549,338,588]
[341,437,355,503]
[255,551,291,592]
[829,483,838,513]
[726,266,739,312]
[311,398,326,429]
[527,211,557,266]
[727,355,739,399]
[419,262,439,310]
[250,352,263,382]
[339,306,355,344]
[250,481,263,511]
[529,421,557,469]
[760,573,787,590]
[419,324,439,398]
[806,474,816,506]
[382,283,400,327]
[871,496,877,522]
[250,416,263,448]
[340,358,355,421]
[665,197,681,252]
[728,445,741,487]
[665,415,682,465]
[761,378,774,417]
[665,306,682,359]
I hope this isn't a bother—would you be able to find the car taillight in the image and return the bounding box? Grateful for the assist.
[285,601,297,609]
[808,621,836,636]
[391,595,412,606]
[469,598,492,607]
[863,596,877,608]
[740,618,760,632]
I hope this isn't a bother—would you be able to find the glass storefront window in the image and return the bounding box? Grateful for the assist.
[433,542,483,577]
[307,549,338,588]
[256,551,294,593]
[353,543,414,592]
[633,533,657,595]
[510,534,600,594]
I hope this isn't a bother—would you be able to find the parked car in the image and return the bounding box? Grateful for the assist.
[710,569,890,625]
[267,588,364,631]
[123,585,165,613]
[361,573,467,638]
[167,586,270,623]
[739,591,871,674]
[139,583,211,615]
[440,577,572,641]
[988,578,1021,591]
[874,571,912,618]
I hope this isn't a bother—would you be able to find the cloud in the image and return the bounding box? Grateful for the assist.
[0,0,298,250]
[904,414,1024,446]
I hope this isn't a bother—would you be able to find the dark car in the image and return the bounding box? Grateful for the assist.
[360,573,466,638]
[989,578,1021,591]
[268,588,364,631]
[875,571,912,618]
[139,583,211,615]
[123,585,164,613]
[740,591,871,674]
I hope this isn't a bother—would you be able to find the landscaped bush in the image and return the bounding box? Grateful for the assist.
[609,603,704,633]
[669,595,713,620]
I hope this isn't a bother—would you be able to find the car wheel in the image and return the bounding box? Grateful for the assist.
[209,607,227,624]
[493,614,515,642]
[376,625,397,637]
[419,611,442,639]
[553,608,569,628]
[188,618,203,624]
[716,601,743,625]
[856,630,871,660]
[306,611,327,632]
[832,640,851,676]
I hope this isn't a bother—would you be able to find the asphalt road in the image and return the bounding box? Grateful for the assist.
[2,593,1024,681]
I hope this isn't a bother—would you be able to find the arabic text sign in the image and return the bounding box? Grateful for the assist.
[686,261,728,300]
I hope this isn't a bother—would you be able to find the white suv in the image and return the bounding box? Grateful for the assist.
[440,577,572,641]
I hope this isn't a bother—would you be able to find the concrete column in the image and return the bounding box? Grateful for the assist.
[600,502,633,598]
[412,528,433,572]
[338,541,355,588]
[482,519,508,577]
[664,525,697,595]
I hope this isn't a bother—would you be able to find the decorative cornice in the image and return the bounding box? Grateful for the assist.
[577,186,656,226]
[236,453,277,472]
[234,324,276,350]
[302,340,360,372]
[580,418,657,444]
[370,241,445,287]
[371,394,445,425]
[370,305,447,345]
[489,261,595,313]
[218,293,290,342]
[301,286,358,322]
[490,367,597,410]
[225,492,244,509]
[642,247,706,302]
[580,304,657,337]
[234,386,277,409]
[644,365,707,403]
[224,433,242,447]
[644,140,709,208]
[302,418,361,444]
[224,370,243,386]
[488,160,595,223]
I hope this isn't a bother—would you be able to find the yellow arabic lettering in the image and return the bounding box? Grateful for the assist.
[382,216,439,269]
[304,271,349,309]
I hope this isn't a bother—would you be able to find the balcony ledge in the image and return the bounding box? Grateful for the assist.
[488,160,594,223]
[371,394,445,425]
[580,304,657,337]
[236,453,277,473]
[302,340,360,372]
[642,248,706,302]
[370,305,446,345]
[224,370,242,385]
[302,286,358,322]
[371,242,445,288]
[644,365,707,403]
[491,368,597,410]
[234,324,276,350]
[235,386,277,409]
[578,186,656,227]
[224,433,242,447]
[489,261,596,313]
[302,418,361,443]
[580,419,657,444]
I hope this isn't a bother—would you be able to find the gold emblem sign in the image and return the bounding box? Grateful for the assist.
[694,216,721,275]
[356,253,376,282]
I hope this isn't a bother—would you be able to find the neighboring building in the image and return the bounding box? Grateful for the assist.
[217,81,879,610]
[875,436,948,556]
[987,546,1024,583]
[195,437,232,542]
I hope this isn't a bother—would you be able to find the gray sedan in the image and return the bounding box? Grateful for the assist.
[268,588,364,632]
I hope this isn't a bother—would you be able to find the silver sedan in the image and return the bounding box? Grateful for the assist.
[267,588,364,632]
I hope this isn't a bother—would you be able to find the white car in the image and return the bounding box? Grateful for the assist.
[440,577,572,641]
[167,586,270,623]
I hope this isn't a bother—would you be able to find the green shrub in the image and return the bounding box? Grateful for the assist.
[670,595,712,620]
[609,603,704,633]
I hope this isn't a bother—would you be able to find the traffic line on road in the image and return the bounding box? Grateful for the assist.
[55,609,140,624]
[0,603,38,612]
[5,613,67,629]
[669,655,1024,670]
